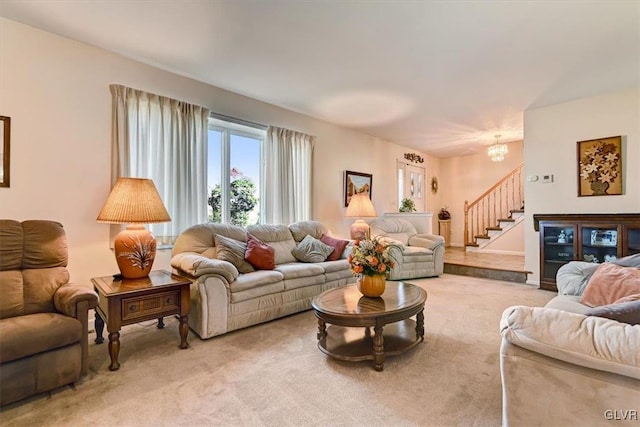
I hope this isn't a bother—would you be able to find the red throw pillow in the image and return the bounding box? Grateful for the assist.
[244,233,276,270]
[320,234,350,261]
[580,263,640,307]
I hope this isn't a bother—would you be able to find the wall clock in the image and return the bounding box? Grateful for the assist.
[430,176,438,194]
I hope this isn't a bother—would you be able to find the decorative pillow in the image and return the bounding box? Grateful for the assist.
[245,233,276,270]
[580,263,640,307]
[214,235,254,274]
[320,234,350,261]
[291,235,334,263]
[585,300,640,325]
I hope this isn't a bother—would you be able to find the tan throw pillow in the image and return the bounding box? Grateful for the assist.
[214,234,255,274]
[291,235,334,263]
[580,263,640,307]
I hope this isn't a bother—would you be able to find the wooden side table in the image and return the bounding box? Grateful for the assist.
[91,270,191,371]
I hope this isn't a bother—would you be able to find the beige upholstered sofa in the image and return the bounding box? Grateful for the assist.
[0,220,98,406]
[171,221,356,339]
[500,260,640,426]
[369,218,444,280]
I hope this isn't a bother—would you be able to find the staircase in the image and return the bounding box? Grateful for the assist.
[464,164,524,251]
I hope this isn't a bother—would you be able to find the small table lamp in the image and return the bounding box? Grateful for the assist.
[97,177,171,279]
[345,193,377,239]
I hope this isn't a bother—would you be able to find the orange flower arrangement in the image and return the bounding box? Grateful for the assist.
[348,237,395,277]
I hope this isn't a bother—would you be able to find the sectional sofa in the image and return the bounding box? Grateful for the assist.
[171,220,356,339]
[500,257,640,426]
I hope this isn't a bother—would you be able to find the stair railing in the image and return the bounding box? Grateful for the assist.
[464,163,524,246]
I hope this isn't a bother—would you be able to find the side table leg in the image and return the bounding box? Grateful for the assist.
[157,317,165,329]
[416,310,425,342]
[373,325,385,372]
[179,316,189,349]
[94,311,104,344]
[108,331,121,371]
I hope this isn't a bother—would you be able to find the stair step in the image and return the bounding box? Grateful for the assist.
[474,234,490,240]
[498,218,515,223]
[510,209,524,214]
[465,243,479,247]
[486,227,502,231]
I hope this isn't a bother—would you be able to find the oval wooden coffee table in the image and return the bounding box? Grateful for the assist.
[311,281,427,371]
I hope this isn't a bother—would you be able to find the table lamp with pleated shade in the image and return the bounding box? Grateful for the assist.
[345,193,377,239]
[97,177,171,279]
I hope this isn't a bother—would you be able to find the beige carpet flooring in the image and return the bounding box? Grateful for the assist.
[0,274,553,427]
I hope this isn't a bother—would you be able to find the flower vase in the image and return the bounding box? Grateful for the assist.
[590,181,609,196]
[357,274,386,297]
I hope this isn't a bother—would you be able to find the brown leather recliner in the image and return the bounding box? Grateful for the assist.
[0,220,98,406]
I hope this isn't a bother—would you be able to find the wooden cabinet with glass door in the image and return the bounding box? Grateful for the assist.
[534,214,640,292]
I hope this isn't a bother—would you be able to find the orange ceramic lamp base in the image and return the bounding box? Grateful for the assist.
[113,224,157,279]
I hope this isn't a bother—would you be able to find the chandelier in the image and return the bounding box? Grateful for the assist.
[488,134,508,162]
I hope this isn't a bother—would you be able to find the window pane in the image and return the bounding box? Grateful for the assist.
[229,133,260,226]
[208,129,222,223]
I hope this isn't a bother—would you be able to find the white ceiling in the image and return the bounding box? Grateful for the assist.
[1,1,638,157]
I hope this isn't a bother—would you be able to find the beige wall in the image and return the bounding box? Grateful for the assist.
[439,140,524,246]
[0,18,435,287]
[523,88,640,285]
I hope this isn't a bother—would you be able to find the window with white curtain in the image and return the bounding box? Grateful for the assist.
[208,118,266,226]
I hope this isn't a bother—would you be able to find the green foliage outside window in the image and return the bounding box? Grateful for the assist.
[208,168,258,226]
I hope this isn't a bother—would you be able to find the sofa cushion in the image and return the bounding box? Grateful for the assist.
[229,270,284,293]
[317,259,350,274]
[580,263,640,307]
[544,295,591,315]
[245,233,276,270]
[275,263,324,279]
[291,235,334,263]
[172,223,247,259]
[0,313,82,363]
[320,235,350,261]
[247,224,297,265]
[288,220,328,242]
[585,300,640,325]
[214,235,255,274]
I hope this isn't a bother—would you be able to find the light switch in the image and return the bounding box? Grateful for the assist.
[541,174,554,183]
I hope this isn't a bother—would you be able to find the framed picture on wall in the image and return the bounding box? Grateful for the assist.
[344,170,372,207]
[577,136,622,197]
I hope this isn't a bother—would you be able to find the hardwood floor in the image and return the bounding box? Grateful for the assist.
[443,247,530,283]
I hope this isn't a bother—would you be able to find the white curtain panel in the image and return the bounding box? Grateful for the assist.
[264,126,315,224]
[110,84,209,244]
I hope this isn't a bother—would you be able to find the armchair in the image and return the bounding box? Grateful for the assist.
[369,218,444,279]
[0,220,98,406]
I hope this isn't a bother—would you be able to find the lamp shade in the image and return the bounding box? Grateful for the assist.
[345,194,377,240]
[97,177,171,224]
[97,177,170,279]
[345,194,377,218]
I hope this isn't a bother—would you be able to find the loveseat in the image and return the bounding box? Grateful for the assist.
[0,220,98,406]
[369,218,444,280]
[171,221,356,339]
[500,257,640,426]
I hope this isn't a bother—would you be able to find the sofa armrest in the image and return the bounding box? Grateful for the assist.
[376,236,404,249]
[171,252,239,283]
[409,234,444,249]
[54,284,98,318]
[500,305,640,379]
[555,261,600,296]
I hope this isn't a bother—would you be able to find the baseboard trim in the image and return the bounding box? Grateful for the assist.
[526,279,540,287]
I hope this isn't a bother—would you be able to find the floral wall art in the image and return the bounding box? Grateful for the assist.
[577,136,622,197]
